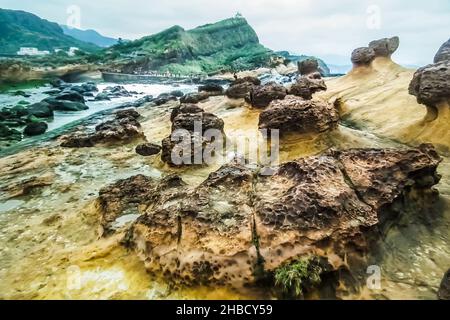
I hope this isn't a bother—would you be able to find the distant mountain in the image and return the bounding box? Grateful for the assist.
[0,8,99,54]
[60,25,118,48]
[105,16,275,75]
[276,51,330,76]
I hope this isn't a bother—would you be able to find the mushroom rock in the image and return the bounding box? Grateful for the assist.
[409,39,450,121]
[434,38,450,63]
[258,95,339,135]
[60,109,146,147]
[298,58,320,75]
[101,144,441,291]
[247,82,288,108]
[368,36,400,58]
[351,47,376,67]
[288,72,327,100]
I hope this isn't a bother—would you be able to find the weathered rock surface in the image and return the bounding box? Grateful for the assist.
[438,269,450,300]
[98,144,441,290]
[225,76,261,99]
[161,106,224,166]
[135,143,162,156]
[23,122,48,136]
[198,84,224,96]
[298,58,319,75]
[60,108,145,147]
[180,92,209,104]
[43,98,89,111]
[289,72,327,100]
[54,90,85,103]
[247,82,288,108]
[258,95,339,135]
[351,47,376,66]
[434,38,450,63]
[368,36,400,57]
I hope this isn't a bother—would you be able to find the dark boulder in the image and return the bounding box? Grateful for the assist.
[438,269,450,300]
[259,95,339,135]
[198,84,224,96]
[23,121,48,136]
[225,81,255,99]
[55,90,85,103]
[248,82,287,108]
[289,73,327,100]
[136,143,162,156]
[368,36,400,57]
[115,108,140,119]
[170,104,204,122]
[27,102,54,118]
[43,98,88,111]
[180,92,209,104]
[434,38,450,63]
[231,76,261,86]
[298,58,319,75]
[351,47,376,66]
[170,90,185,97]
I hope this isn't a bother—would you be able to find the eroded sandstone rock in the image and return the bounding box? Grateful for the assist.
[258,95,339,135]
[247,82,288,108]
[298,58,319,75]
[351,47,376,66]
[60,108,145,147]
[225,76,261,99]
[98,144,441,292]
[135,143,162,156]
[438,268,450,300]
[289,72,327,100]
[434,38,450,63]
[368,36,399,57]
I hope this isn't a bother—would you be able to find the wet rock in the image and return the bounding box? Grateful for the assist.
[136,143,162,156]
[26,102,54,118]
[152,93,178,106]
[23,122,48,136]
[103,144,441,289]
[60,109,145,147]
[409,60,450,108]
[351,47,376,66]
[43,89,61,95]
[43,98,89,111]
[170,104,204,122]
[55,90,85,103]
[247,82,288,108]
[298,58,319,75]
[94,92,111,101]
[12,90,31,98]
[258,95,339,135]
[170,90,185,97]
[438,269,450,300]
[115,108,140,119]
[180,92,209,104]
[49,78,66,88]
[368,36,400,57]
[289,73,327,100]
[0,123,21,140]
[198,84,224,96]
[434,38,450,63]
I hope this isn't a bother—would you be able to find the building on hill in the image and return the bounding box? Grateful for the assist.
[17,47,50,56]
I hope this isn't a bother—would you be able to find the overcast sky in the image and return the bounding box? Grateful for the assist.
[1,0,449,66]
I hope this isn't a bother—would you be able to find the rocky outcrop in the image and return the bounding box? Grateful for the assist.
[434,38,450,63]
[198,84,224,96]
[23,122,48,136]
[98,144,441,291]
[180,92,209,104]
[225,76,261,99]
[247,82,287,108]
[351,47,376,66]
[289,72,327,100]
[135,143,162,156]
[351,37,399,68]
[258,95,339,135]
[438,269,450,300]
[298,58,319,75]
[368,36,399,58]
[161,106,224,166]
[409,39,450,121]
[60,108,145,147]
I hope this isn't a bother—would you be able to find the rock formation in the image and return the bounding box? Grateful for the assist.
[98,144,441,293]
[351,47,376,67]
[135,143,162,156]
[297,58,320,75]
[409,39,450,121]
[288,73,327,100]
[368,36,400,58]
[161,105,225,166]
[225,76,261,99]
[258,95,339,135]
[438,269,450,300]
[247,82,288,108]
[198,84,224,96]
[60,108,145,147]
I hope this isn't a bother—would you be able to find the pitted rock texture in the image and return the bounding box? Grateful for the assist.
[351,47,376,66]
[98,144,441,289]
[438,269,450,300]
[368,36,399,57]
[60,108,145,147]
[247,82,288,108]
[198,84,224,96]
[298,58,320,75]
[135,143,162,156]
[434,38,450,63]
[289,72,327,100]
[225,76,261,99]
[408,60,450,107]
[258,95,339,135]
[161,105,225,166]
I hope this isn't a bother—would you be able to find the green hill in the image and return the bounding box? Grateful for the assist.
[106,16,275,75]
[0,8,99,54]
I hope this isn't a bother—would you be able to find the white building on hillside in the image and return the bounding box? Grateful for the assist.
[17,47,50,56]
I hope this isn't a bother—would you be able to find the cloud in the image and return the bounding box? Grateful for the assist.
[0,0,449,65]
